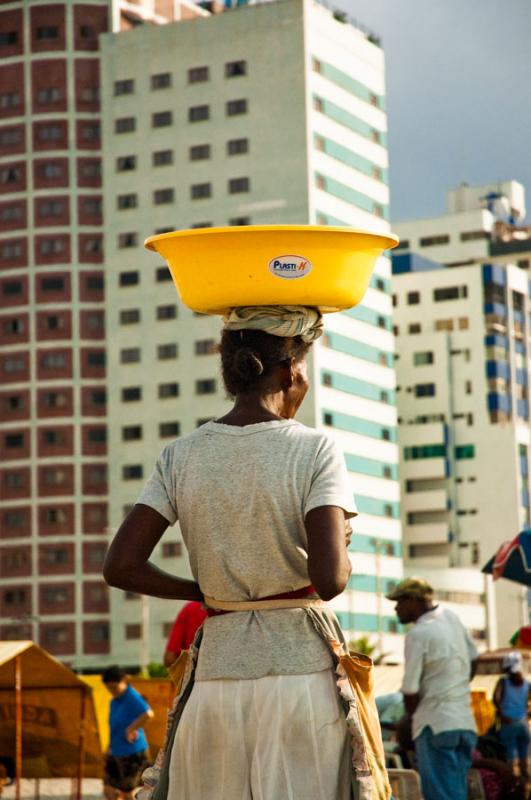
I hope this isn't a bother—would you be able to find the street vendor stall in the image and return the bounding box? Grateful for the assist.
[0,641,101,800]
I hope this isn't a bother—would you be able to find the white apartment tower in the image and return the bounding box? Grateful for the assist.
[392,181,531,649]
[101,0,403,667]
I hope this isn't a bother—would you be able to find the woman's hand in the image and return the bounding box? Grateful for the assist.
[103,504,203,601]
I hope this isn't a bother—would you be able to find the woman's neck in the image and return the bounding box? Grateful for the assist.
[216,395,288,426]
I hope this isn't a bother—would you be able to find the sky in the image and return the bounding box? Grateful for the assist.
[336,0,531,223]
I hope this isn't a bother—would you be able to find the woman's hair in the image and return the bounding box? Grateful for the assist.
[220,328,311,396]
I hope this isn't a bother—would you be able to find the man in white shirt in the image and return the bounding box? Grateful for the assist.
[386,578,478,800]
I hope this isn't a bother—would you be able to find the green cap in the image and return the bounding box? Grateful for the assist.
[385,577,434,601]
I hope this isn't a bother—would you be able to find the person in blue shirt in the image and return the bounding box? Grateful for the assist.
[493,652,531,783]
[102,666,154,800]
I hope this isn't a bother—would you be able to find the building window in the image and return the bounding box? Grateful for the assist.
[153,188,174,205]
[117,193,137,210]
[190,144,211,161]
[414,383,436,397]
[229,216,250,226]
[116,155,136,172]
[455,444,475,459]
[37,25,59,39]
[1,167,22,185]
[225,59,247,77]
[88,428,106,443]
[434,285,467,301]
[228,177,249,194]
[123,465,143,480]
[196,379,216,395]
[120,348,140,364]
[0,128,22,146]
[3,357,25,373]
[414,351,434,365]
[119,271,139,286]
[158,382,179,399]
[189,105,209,122]
[226,99,248,116]
[5,589,27,606]
[188,66,209,83]
[153,149,173,166]
[0,91,21,109]
[227,138,249,156]
[114,79,135,95]
[115,117,136,134]
[458,317,469,330]
[420,234,450,247]
[125,624,141,639]
[120,309,140,324]
[435,319,454,331]
[195,339,217,355]
[152,111,172,128]
[408,323,421,334]
[157,344,178,360]
[118,232,137,248]
[151,72,171,90]
[156,267,172,282]
[191,183,212,200]
[157,304,177,320]
[5,433,24,448]
[122,425,142,441]
[0,31,18,46]
[121,387,141,402]
[159,421,180,437]
[407,291,420,305]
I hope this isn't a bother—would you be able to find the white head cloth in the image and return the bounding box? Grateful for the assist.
[223,306,323,343]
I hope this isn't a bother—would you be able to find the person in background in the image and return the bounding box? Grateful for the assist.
[163,600,208,668]
[493,651,531,782]
[386,577,478,800]
[102,666,154,800]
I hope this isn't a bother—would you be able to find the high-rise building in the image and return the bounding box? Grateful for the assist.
[101,0,403,667]
[392,183,531,648]
[0,0,211,669]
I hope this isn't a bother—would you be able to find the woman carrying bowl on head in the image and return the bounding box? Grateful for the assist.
[103,306,389,800]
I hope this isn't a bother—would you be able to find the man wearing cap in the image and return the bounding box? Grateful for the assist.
[386,577,478,800]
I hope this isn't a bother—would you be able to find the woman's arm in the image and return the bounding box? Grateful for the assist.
[305,506,351,600]
[103,504,203,601]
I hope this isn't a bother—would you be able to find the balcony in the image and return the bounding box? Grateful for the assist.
[403,490,448,513]
[402,458,447,480]
[405,522,449,545]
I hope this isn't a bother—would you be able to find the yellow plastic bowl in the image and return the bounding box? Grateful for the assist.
[144,225,399,314]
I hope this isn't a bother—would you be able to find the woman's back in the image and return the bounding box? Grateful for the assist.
[138,417,355,680]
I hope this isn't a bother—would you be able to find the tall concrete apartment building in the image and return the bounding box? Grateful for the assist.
[392,182,531,648]
[0,0,209,669]
[101,0,403,667]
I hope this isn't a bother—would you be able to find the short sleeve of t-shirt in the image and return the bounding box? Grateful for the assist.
[401,631,425,695]
[136,445,178,525]
[304,435,357,519]
[125,686,150,718]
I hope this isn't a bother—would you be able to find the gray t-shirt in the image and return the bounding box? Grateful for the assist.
[137,419,357,680]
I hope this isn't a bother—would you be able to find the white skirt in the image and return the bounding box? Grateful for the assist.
[168,669,351,800]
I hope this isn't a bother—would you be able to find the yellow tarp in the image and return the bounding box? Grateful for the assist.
[0,641,102,778]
